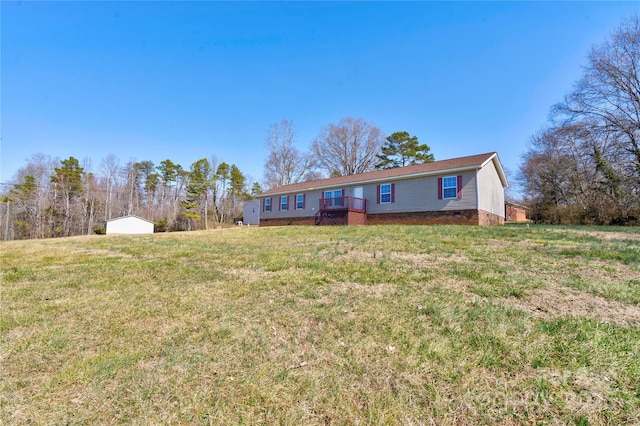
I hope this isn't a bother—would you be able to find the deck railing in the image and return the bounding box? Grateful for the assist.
[319,196,366,213]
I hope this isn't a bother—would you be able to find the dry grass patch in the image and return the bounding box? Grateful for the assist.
[557,227,640,242]
[499,285,640,328]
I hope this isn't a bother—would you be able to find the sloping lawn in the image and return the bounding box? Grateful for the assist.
[2,225,639,424]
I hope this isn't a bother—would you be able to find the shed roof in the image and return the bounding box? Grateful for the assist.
[105,215,154,224]
[259,152,507,197]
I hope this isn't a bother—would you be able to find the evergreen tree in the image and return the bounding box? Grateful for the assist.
[229,164,247,203]
[157,159,183,229]
[375,131,434,169]
[134,160,160,209]
[51,157,84,236]
[180,158,212,230]
[9,175,39,239]
[250,182,263,196]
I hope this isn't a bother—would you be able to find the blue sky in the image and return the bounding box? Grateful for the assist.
[2,1,638,190]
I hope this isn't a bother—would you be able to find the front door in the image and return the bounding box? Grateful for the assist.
[353,187,364,210]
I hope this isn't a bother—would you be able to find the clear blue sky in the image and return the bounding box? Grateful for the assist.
[2,1,638,189]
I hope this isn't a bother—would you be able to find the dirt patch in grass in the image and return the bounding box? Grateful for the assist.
[498,285,640,328]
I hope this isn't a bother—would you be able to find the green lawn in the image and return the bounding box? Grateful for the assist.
[2,224,639,424]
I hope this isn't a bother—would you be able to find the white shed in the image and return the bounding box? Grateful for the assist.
[242,199,260,225]
[105,215,154,234]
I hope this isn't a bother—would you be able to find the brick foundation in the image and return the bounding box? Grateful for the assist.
[261,209,504,227]
[368,209,504,226]
[367,209,481,225]
[478,209,505,225]
[260,216,315,226]
[347,211,367,225]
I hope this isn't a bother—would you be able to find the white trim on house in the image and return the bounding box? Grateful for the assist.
[480,153,508,187]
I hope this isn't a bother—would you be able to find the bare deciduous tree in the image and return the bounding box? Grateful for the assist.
[100,154,121,221]
[520,15,640,225]
[263,119,317,189]
[311,117,384,176]
[557,16,640,162]
[13,154,56,238]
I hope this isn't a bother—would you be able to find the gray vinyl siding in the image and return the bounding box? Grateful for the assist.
[476,161,505,217]
[366,172,477,214]
[260,171,479,219]
[242,199,261,225]
[259,192,323,219]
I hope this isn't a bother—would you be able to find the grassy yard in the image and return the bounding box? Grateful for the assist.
[1,224,639,425]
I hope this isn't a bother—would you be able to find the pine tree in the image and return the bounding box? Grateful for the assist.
[180,158,212,230]
[51,157,84,236]
[250,182,263,196]
[9,175,39,239]
[375,131,434,169]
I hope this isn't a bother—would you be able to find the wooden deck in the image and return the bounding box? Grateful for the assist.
[315,197,367,225]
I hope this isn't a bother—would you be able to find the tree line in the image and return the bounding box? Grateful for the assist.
[2,119,434,240]
[1,154,256,240]
[518,15,640,225]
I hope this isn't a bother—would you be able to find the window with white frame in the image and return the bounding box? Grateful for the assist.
[380,184,391,203]
[280,196,288,211]
[296,194,304,210]
[264,198,271,212]
[442,176,458,199]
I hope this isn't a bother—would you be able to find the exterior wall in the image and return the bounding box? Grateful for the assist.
[367,209,481,225]
[242,199,260,225]
[368,209,503,226]
[313,210,367,226]
[259,171,478,221]
[478,209,505,225]
[257,161,506,226]
[476,161,506,219]
[262,209,504,226]
[347,211,367,225]
[505,204,527,222]
[259,190,324,221]
[106,216,154,234]
[260,216,315,226]
[365,171,477,214]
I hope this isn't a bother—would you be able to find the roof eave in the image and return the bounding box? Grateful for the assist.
[257,164,487,197]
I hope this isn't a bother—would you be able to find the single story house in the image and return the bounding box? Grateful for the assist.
[257,152,507,226]
[105,215,154,234]
[242,199,261,225]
